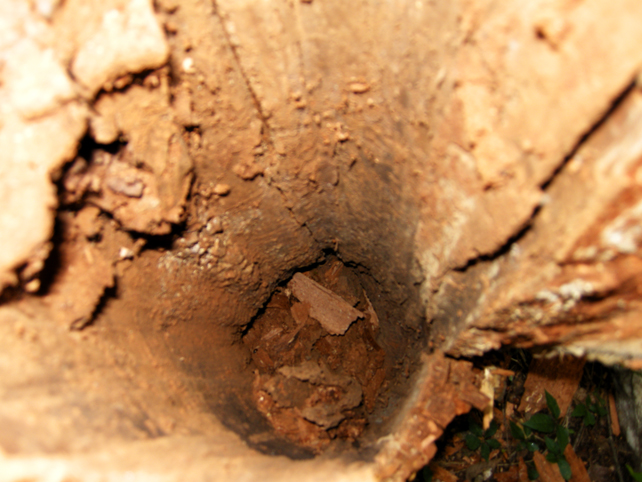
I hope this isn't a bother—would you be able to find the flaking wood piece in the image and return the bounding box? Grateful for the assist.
[288,273,363,335]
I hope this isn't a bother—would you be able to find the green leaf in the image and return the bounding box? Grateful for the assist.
[485,420,499,438]
[524,425,533,437]
[510,421,526,441]
[584,412,596,426]
[526,442,539,452]
[557,457,572,481]
[546,452,558,463]
[524,413,555,433]
[546,391,561,419]
[597,404,607,417]
[545,436,560,455]
[465,433,481,451]
[571,403,587,417]
[419,466,433,482]
[557,425,569,450]
[487,439,501,450]
[480,442,490,461]
[527,465,540,480]
[469,420,484,437]
[626,465,642,482]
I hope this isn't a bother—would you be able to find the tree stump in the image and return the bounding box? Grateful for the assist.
[1,0,642,480]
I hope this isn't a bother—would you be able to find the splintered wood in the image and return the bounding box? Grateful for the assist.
[375,352,489,482]
[288,273,363,335]
[518,355,585,417]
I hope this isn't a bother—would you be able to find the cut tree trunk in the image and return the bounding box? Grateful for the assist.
[1,0,642,481]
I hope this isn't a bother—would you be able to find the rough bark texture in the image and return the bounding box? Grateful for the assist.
[2,0,642,481]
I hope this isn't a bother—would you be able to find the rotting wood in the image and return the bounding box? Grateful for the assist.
[609,392,621,436]
[429,465,458,482]
[533,451,566,482]
[563,444,591,482]
[288,273,363,335]
[375,352,489,482]
[2,0,642,480]
[518,458,531,482]
[518,355,586,417]
[243,260,392,454]
[443,88,642,365]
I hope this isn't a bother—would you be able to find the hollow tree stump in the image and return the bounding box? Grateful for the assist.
[1,0,642,481]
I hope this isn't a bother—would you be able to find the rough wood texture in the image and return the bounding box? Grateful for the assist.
[442,89,642,365]
[2,0,642,480]
[288,273,363,335]
[518,355,585,417]
[375,352,488,482]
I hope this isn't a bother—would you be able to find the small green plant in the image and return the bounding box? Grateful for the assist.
[412,465,433,482]
[627,465,642,482]
[510,391,572,480]
[571,390,607,426]
[465,418,502,461]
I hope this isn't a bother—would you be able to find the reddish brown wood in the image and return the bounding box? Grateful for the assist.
[533,451,565,482]
[564,445,591,482]
[609,392,621,436]
[518,355,585,417]
[288,273,363,335]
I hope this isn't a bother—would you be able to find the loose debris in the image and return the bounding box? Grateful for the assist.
[288,273,363,335]
[608,393,621,437]
[533,450,565,482]
[418,352,636,482]
[518,355,585,417]
[375,352,489,482]
[34,210,145,329]
[0,0,169,292]
[563,444,591,482]
[244,260,387,453]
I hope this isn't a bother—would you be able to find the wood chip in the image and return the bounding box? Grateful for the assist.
[363,291,380,330]
[490,368,516,377]
[533,451,565,482]
[494,466,519,482]
[563,444,591,482]
[443,437,464,457]
[481,367,496,429]
[518,355,585,417]
[288,273,363,335]
[290,301,310,325]
[518,458,530,482]
[430,464,458,482]
[348,81,370,93]
[608,392,621,436]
